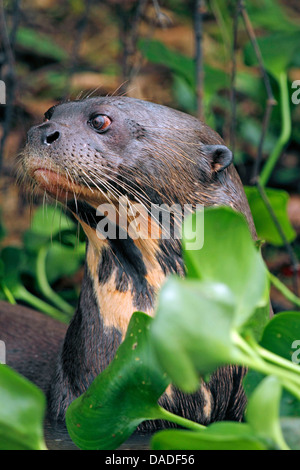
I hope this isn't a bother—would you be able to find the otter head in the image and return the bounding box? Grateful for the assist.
[23,96,235,204]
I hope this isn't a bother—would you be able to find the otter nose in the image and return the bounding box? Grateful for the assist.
[27,122,61,146]
[41,125,61,146]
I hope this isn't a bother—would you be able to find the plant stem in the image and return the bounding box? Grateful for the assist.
[36,246,74,316]
[232,331,265,364]
[245,354,300,400]
[155,406,206,431]
[15,284,70,323]
[269,272,300,308]
[1,283,16,304]
[256,344,300,378]
[260,71,291,187]
[233,331,300,399]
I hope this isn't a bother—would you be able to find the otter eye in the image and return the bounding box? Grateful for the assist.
[89,114,111,132]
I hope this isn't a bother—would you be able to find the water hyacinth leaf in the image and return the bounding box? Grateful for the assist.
[150,277,240,392]
[183,207,268,329]
[0,246,24,290]
[30,205,76,239]
[0,366,47,450]
[260,311,300,361]
[245,376,289,450]
[244,186,296,246]
[151,422,268,450]
[280,389,300,418]
[45,241,85,284]
[241,292,270,342]
[66,312,169,450]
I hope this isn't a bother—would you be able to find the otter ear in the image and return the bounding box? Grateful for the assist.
[203,144,233,172]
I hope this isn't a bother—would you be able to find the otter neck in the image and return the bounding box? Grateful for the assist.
[76,206,185,338]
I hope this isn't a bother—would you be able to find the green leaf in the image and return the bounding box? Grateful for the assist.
[242,301,270,342]
[138,39,195,88]
[172,75,196,113]
[0,246,70,322]
[151,422,268,450]
[45,242,85,284]
[16,27,68,61]
[66,312,169,450]
[30,205,76,239]
[246,376,289,450]
[183,207,269,328]
[0,366,47,450]
[150,277,240,392]
[244,186,296,246]
[244,31,300,78]
[245,0,298,33]
[260,311,300,362]
[139,39,228,97]
[0,246,25,290]
[280,389,300,418]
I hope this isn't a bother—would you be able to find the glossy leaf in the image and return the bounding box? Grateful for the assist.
[244,31,300,77]
[150,277,240,392]
[245,376,289,450]
[260,311,300,361]
[0,366,47,450]
[183,207,269,328]
[66,312,169,450]
[151,422,267,450]
[244,186,296,246]
[30,205,76,239]
[45,241,85,284]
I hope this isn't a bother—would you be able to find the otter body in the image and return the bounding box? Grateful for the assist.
[19,97,256,426]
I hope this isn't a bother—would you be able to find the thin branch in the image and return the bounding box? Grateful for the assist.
[0,0,21,170]
[194,0,205,121]
[229,0,242,155]
[115,0,149,94]
[235,2,298,299]
[256,181,299,300]
[259,71,291,187]
[62,0,93,99]
[251,98,274,183]
[238,0,277,182]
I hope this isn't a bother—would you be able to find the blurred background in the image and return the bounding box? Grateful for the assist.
[0,0,299,321]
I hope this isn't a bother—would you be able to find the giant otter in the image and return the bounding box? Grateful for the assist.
[4,97,258,431]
